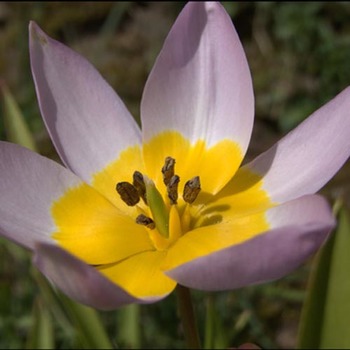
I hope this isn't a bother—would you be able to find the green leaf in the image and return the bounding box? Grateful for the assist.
[26,298,55,349]
[32,268,113,349]
[1,82,38,151]
[59,293,114,349]
[320,207,350,348]
[32,268,75,339]
[297,206,350,349]
[118,304,141,348]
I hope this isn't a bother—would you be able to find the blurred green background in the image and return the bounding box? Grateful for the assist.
[1,2,350,349]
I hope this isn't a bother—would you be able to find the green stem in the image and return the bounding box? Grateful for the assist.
[175,285,201,349]
[204,294,214,349]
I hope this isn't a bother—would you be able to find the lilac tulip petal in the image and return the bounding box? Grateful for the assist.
[246,87,350,203]
[141,2,254,151]
[165,195,335,290]
[29,22,141,183]
[0,142,81,249]
[33,243,161,310]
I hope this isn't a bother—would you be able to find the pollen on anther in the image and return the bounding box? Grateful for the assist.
[136,214,155,229]
[116,182,140,206]
[183,176,201,204]
[162,156,175,185]
[167,175,180,205]
[133,171,147,204]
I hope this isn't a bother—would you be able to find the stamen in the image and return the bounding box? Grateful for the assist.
[167,175,180,205]
[133,171,147,204]
[162,156,175,185]
[116,182,140,206]
[183,176,201,204]
[136,214,155,229]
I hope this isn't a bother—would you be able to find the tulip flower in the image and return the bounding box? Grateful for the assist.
[0,2,349,311]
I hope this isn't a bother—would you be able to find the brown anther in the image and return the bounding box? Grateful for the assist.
[116,182,140,206]
[167,175,180,205]
[162,156,175,185]
[183,176,201,204]
[136,214,155,229]
[133,171,147,204]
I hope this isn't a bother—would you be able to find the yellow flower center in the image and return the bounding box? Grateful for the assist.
[115,156,202,251]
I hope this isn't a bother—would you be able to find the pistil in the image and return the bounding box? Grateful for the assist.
[144,176,170,238]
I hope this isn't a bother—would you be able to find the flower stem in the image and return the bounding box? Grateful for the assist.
[175,284,201,349]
